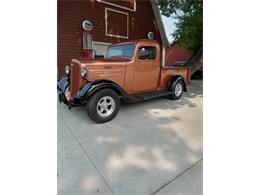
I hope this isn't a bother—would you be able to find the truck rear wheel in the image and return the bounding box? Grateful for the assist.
[86,89,120,123]
[169,80,184,100]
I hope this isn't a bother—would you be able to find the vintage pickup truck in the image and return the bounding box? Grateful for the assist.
[58,39,190,123]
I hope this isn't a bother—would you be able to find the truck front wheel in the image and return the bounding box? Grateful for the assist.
[86,89,120,123]
[169,80,184,100]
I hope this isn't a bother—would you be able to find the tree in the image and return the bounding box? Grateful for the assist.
[157,0,203,55]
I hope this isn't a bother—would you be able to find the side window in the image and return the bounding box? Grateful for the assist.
[138,47,156,60]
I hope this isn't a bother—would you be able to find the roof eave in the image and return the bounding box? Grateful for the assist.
[150,0,170,48]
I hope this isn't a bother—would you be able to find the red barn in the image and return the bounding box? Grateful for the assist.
[58,0,169,76]
[165,43,191,67]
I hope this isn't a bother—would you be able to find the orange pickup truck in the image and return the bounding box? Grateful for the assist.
[58,39,190,123]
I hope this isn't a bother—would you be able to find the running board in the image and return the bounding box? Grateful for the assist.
[125,90,171,102]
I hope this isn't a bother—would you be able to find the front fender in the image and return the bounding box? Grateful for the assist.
[57,75,70,93]
[76,80,126,100]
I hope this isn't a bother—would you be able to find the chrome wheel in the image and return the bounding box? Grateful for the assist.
[175,83,183,97]
[96,96,115,117]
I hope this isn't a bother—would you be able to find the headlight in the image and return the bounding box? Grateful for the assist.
[81,67,87,79]
[65,65,70,74]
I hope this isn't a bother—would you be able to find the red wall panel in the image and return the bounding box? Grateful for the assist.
[165,45,191,66]
[57,0,162,76]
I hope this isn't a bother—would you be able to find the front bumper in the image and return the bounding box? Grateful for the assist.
[57,76,86,109]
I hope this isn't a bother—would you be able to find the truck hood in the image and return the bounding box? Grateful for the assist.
[71,58,128,87]
[78,57,132,66]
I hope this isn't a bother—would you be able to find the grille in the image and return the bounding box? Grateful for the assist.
[70,62,80,97]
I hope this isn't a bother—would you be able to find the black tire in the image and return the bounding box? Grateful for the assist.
[86,89,120,123]
[169,80,184,100]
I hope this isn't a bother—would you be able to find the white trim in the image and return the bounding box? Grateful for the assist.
[92,41,112,46]
[162,46,166,67]
[97,0,136,12]
[105,8,129,39]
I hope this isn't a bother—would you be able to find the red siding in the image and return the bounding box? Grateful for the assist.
[58,0,162,76]
[165,45,191,66]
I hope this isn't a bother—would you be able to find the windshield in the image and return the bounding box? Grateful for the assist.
[107,44,135,59]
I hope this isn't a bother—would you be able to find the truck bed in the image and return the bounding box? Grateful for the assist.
[160,66,191,88]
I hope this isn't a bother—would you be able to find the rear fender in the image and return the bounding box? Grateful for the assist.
[169,76,187,92]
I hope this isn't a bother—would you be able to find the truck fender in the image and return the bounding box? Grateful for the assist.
[76,80,127,100]
[57,75,70,93]
[169,76,187,92]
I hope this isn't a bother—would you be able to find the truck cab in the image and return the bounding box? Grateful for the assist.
[58,39,190,123]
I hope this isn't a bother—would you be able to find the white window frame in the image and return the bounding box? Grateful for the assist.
[105,8,129,39]
[96,0,136,12]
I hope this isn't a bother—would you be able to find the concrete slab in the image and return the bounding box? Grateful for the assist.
[78,135,201,195]
[58,80,203,195]
[155,161,203,195]
[57,115,113,195]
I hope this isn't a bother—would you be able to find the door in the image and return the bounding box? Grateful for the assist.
[132,46,160,92]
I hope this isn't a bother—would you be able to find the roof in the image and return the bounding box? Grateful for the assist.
[150,0,170,48]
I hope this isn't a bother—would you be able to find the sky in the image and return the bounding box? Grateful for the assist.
[161,15,175,43]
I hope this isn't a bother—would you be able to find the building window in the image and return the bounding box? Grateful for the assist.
[105,8,129,39]
[92,41,111,58]
[138,47,157,60]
